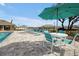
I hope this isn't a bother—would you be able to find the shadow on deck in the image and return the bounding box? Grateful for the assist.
[0,41,66,56]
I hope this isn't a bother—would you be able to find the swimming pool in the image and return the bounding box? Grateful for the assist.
[0,32,12,42]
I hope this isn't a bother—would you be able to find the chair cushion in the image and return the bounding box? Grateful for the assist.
[62,39,72,44]
[44,30,57,43]
[45,35,57,42]
[58,30,65,33]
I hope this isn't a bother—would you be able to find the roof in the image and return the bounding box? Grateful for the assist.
[0,19,12,25]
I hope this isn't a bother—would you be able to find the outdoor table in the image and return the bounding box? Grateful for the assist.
[50,33,68,46]
[50,33,68,38]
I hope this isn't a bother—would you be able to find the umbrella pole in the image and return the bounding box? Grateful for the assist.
[56,20,58,32]
[53,20,56,32]
[56,8,58,32]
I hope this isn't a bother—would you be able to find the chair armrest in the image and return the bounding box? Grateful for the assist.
[73,33,79,40]
[76,34,79,36]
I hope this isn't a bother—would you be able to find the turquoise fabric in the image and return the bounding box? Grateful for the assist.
[58,30,65,33]
[62,39,73,44]
[39,3,79,19]
[44,31,56,42]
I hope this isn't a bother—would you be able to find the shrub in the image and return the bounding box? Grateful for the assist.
[48,29,57,32]
[65,29,78,36]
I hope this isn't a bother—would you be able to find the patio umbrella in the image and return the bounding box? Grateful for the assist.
[39,3,79,30]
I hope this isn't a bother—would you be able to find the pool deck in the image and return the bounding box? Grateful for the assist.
[0,31,44,47]
[0,31,79,56]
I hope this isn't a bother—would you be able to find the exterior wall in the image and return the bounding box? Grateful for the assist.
[0,25,4,31]
[0,25,14,31]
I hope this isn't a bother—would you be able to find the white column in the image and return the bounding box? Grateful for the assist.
[2,25,4,31]
[10,25,13,30]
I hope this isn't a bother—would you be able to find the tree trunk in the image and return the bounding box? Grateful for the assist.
[58,19,65,29]
[70,22,74,30]
[68,16,76,29]
[62,22,64,29]
[69,16,79,29]
[68,21,70,29]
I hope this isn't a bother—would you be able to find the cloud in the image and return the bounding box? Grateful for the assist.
[13,16,55,27]
[0,3,6,6]
[0,9,12,21]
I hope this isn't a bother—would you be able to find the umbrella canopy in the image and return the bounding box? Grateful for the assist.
[39,3,79,19]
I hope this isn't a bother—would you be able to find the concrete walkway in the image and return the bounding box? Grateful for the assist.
[0,31,79,56]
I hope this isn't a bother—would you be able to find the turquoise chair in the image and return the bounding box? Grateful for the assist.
[58,30,76,46]
[58,30,65,33]
[44,31,54,42]
[43,30,62,53]
[62,33,79,45]
[62,33,79,56]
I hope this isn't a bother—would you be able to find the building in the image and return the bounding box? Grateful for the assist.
[0,19,14,31]
[15,25,28,31]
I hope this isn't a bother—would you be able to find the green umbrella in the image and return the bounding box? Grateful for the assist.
[39,3,79,19]
[39,3,79,30]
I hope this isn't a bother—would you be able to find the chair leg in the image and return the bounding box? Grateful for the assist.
[74,49,77,56]
[43,41,45,47]
[59,46,61,56]
[51,44,53,53]
[51,41,54,54]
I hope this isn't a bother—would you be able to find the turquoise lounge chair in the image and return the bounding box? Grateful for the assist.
[62,33,79,46]
[43,30,63,53]
[62,33,79,56]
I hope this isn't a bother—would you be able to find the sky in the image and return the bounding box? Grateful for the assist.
[0,3,78,27]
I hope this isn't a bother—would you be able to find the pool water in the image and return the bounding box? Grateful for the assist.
[0,32,12,42]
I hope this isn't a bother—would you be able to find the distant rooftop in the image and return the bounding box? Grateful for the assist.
[0,19,12,25]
